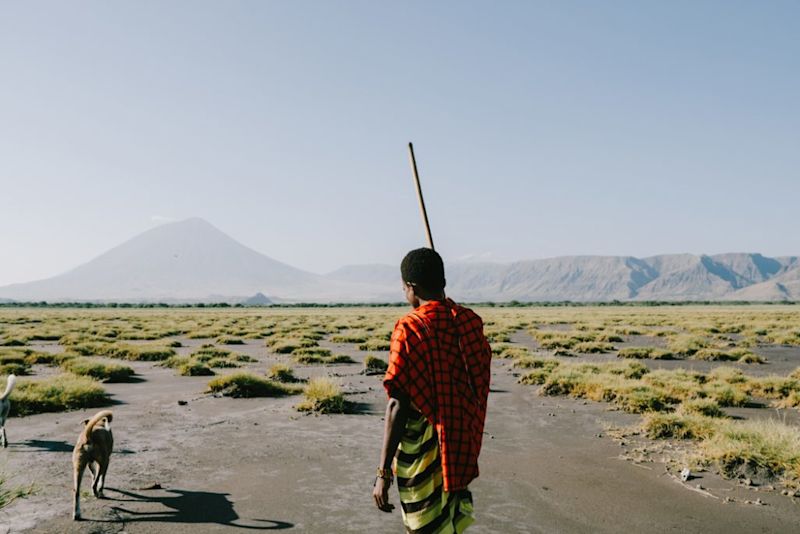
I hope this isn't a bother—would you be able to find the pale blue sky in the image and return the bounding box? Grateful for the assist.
[1,1,798,286]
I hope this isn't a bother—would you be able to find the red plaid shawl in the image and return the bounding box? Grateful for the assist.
[384,298,492,491]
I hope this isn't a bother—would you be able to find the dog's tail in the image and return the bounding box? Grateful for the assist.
[0,374,16,401]
[82,410,113,442]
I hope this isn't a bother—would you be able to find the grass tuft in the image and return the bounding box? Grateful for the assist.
[296,377,347,413]
[618,347,674,360]
[61,358,136,383]
[268,363,303,383]
[363,355,389,374]
[207,372,300,398]
[8,374,110,416]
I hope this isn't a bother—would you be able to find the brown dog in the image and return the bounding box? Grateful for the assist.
[72,410,113,520]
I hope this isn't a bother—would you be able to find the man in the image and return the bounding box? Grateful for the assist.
[373,248,492,533]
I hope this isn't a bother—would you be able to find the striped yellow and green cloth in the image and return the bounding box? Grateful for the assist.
[395,408,475,534]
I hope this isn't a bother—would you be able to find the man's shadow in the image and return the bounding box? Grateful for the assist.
[103,487,292,530]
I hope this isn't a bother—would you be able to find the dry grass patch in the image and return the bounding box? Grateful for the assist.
[643,413,718,440]
[618,347,674,360]
[207,372,301,398]
[7,374,109,416]
[363,355,388,375]
[268,363,303,383]
[573,341,616,354]
[216,336,245,345]
[701,419,800,481]
[0,472,32,511]
[330,332,369,344]
[296,377,347,414]
[358,338,391,352]
[61,357,136,383]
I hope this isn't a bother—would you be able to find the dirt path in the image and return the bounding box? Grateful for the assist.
[1,339,798,533]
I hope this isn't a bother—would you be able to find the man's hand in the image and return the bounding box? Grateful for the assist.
[372,477,395,512]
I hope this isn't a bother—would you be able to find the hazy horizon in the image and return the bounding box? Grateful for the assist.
[2,1,798,286]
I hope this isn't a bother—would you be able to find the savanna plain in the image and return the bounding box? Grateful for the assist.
[0,305,799,533]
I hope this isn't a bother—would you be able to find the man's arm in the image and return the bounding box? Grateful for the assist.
[373,392,410,512]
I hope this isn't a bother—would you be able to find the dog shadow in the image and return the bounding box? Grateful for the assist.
[10,439,135,455]
[103,487,293,530]
[11,439,74,453]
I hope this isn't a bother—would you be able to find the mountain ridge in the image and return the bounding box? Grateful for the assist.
[1,219,797,302]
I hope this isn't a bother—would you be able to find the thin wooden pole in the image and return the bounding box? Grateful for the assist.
[408,142,434,250]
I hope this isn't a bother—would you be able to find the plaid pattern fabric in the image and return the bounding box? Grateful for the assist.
[384,298,492,492]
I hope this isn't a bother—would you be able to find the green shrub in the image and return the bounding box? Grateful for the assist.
[206,358,240,368]
[513,357,560,371]
[573,341,615,354]
[292,347,332,357]
[679,398,726,418]
[490,343,515,355]
[749,376,800,400]
[61,358,135,383]
[217,336,245,345]
[207,372,299,397]
[364,355,389,374]
[293,353,325,364]
[667,335,710,356]
[327,354,355,364]
[496,346,530,359]
[0,353,31,376]
[0,363,28,376]
[618,347,674,360]
[518,369,552,385]
[192,346,230,360]
[330,332,369,344]
[9,374,109,416]
[615,387,673,414]
[180,361,214,376]
[268,363,301,383]
[358,339,391,352]
[705,382,749,407]
[597,333,625,343]
[708,366,747,384]
[296,377,346,413]
[701,419,800,480]
[738,352,766,364]
[692,349,739,362]
[161,355,188,369]
[128,346,176,361]
[643,413,718,440]
[22,350,68,365]
[293,353,355,365]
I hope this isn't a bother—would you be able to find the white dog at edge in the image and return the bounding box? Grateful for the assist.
[0,374,16,448]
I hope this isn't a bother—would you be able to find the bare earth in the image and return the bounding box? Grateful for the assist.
[1,336,798,534]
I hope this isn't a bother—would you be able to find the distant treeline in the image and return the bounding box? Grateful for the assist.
[0,300,797,309]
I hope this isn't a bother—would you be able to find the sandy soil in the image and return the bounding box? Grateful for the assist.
[1,336,799,534]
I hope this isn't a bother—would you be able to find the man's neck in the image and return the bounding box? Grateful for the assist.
[417,293,446,307]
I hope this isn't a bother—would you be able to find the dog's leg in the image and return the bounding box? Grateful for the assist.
[96,458,110,498]
[73,457,87,520]
[89,462,99,497]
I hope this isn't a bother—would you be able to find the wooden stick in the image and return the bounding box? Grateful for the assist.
[407,142,434,250]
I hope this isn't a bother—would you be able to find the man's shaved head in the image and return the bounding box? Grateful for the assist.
[401,248,446,293]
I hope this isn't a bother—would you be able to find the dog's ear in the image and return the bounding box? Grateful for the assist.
[81,419,90,426]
